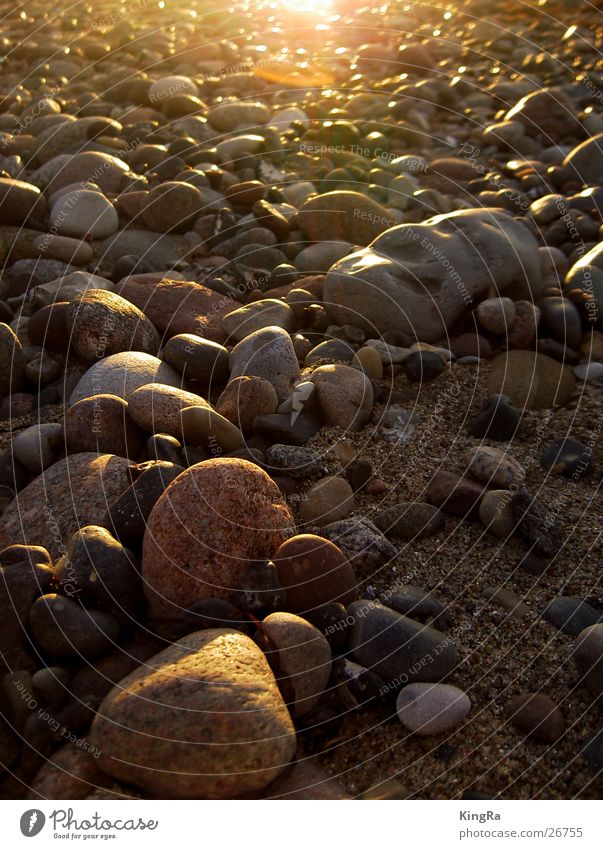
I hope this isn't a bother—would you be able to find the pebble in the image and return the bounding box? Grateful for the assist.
[298,191,396,246]
[465,445,525,487]
[396,683,471,736]
[128,383,210,438]
[540,438,594,478]
[352,346,383,380]
[374,502,445,540]
[90,630,296,798]
[405,350,444,382]
[539,296,583,349]
[70,352,181,405]
[265,445,324,479]
[216,376,278,432]
[505,693,565,743]
[229,326,301,403]
[310,364,373,431]
[29,594,119,660]
[67,289,161,363]
[104,461,184,547]
[12,423,63,473]
[0,323,24,398]
[0,453,132,558]
[468,394,520,441]
[488,351,576,410]
[573,362,603,382]
[299,476,355,527]
[426,471,485,520]
[50,189,118,239]
[274,533,357,613]
[479,490,516,538]
[476,297,516,335]
[260,612,332,717]
[305,339,356,365]
[384,586,451,630]
[319,518,397,569]
[164,334,230,384]
[222,299,295,343]
[349,600,457,689]
[64,394,141,457]
[180,405,245,454]
[542,597,602,636]
[573,624,603,699]
[142,459,292,617]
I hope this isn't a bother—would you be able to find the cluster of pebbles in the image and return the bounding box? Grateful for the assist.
[0,0,602,800]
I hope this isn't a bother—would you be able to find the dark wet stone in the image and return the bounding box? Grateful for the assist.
[540,438,594,478]
[333,658,385,709]
[383,585,451,630]
[305,602,350,650]
[512,489,561,559]
[374,502,445,540]
[543,596,602,636]
[146,434,184,465]
[345,458,373,492]
[468,394,520,440]
[405,351,444,382]
[265,445,324,479]
[538,296,582,349]
[230,560,286,617]
[319,517,397,569]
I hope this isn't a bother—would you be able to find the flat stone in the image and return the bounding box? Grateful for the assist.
[274,533,357,613]
[164,333,230,384]
[127,383,210,437]
[543,597,602,636]
[396,683,470,736]
[222,299,295,343]
[299,476,355,527]
[465,445,525,487]
[373,502,445,540]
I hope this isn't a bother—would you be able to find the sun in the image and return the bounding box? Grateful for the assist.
[278,0,334,15]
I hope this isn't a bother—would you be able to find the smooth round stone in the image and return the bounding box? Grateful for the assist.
[573,624,603,698]
[476,296,516,335]
[374,502,445,540]
[210,101,269,132]
[142,182,203,232]
[294,241,352,273]
[465,445,525,487]
[70,352,182,405]
[271,106,309,128]
[426,471,484,520]
[539,296,582,349]
[508,300,540,348]
[222,299,294,343]
[216,134,264,163]
[164,333,229,384]
[180,405,244,453]
[468,394,520,440]
[488,351,576,410]
[405,350,444,382]
[216,376,278,433]
[396,683,470,736]
[67,289,161,363]
[128,383,210,438]
[24,351,61,387]
[229,326,301,403]
[505,693,565,743]
[573,362,603,382]
[543,597,602,636]
[530,193,565,224]
[44,151,134,196]
[261,612,332,718]
[149,75,199,101]
[305,339,355,366]
[225,180,266,207]
[89,630,296,799]
[449,333,492,359]
[104,461,184,546]
[12,423,63,473]
[142,459,293,616]
[311,364,373,432]
[55,525,142,624]
[479,490,515,538]
[274,534,357,613]
[31,667,72,711]
[540,437,593,478]
[0,322,24,398]
[562,131,603,186]
[299,476,355,527]
[352,346,383,379]
[64,394,141,457]
[349,600,457,687]
[29,594,119,660]
[0,178,47,225]
[50,190,118,239]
